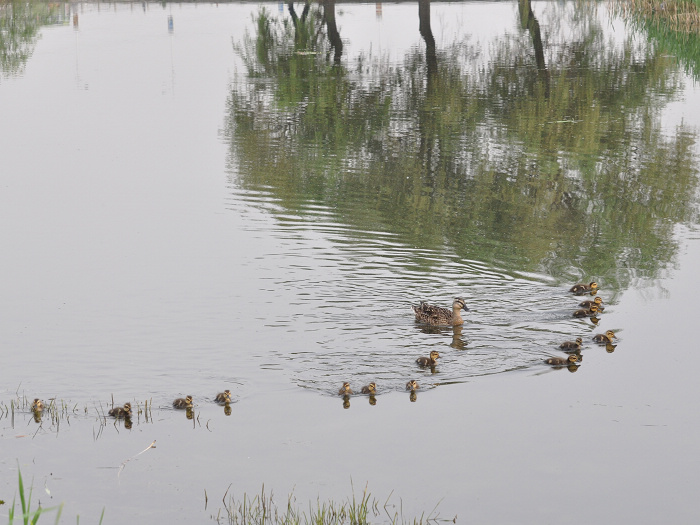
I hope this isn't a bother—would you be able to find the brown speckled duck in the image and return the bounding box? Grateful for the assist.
[215,390,232,404]
[545,355,579,366]
[338,382,353,396]
[573,304,599,318]
[109,402,132,418]
[412,298,469,326]
[560,337,583,350]
[579,296,604,310]
[360,383,377,395]
[570,282,598,294]
[416,350,440,367]
[173,396,193,409]
[593,330,616,344]
[405,380,419,391]
[31,398,44,412]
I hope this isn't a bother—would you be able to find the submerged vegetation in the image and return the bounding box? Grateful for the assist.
[214,485,451,525]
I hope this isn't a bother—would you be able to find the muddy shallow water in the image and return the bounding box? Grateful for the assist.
[1,1,700,523]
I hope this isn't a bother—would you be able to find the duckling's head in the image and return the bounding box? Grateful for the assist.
[366,383,377,394]
[222,390,232,401]
[429,350,440,360]
[589,282,598,290]
[185,396,193,405]
[406,380,419,391]
[589,304,599,313]
[340,382,351,394]
[453,298,469,311]
[575,338,583,345]
[593,297,603,305]
[568,354,579,364]
[123,402,132,414]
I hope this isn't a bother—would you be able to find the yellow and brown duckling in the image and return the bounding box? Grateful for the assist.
[573,304,599,318]
[405,380,419,391]
[570,281,598,294]
[173,395,193,409]
[560,337,583,351]
[416,350,440,367]
[338,382,353,396]
[593,330,616,344]
[215,390,232,404]
[360,383,377,395]
[30,398,44,412]
[109,402,132,418]
[412,298,469,326]
[545,354,580,366]
[578,296,604,310]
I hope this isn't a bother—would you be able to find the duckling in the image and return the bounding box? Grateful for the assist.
[109,402,132,418]
[338,382,353,396]
[215,390,232,404]
[573,304,599,317]
[570,281,598,294]
[559,337,583,350]
[173,396,193,409]
[578,296,604,310]
[30,398,44,412]
[416,350,440,367]
[545,354,579,366]
[412,298,469,326]
[405,380,419,391]
[360,383,377,395]
[592,330,616,344]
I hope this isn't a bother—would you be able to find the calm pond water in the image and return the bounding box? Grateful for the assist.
[1,0,700,522]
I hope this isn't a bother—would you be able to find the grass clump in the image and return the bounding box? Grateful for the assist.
[6,467,63,525]
[215,484,453,524]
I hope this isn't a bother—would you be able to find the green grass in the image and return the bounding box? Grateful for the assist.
[217,484,453,525]
[5,466,104,525]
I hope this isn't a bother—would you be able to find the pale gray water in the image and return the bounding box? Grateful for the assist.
[1,1,700,523]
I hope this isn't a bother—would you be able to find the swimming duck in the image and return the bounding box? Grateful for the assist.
[405,380,419,391]
[593,330,616,344]
[412,298,469,326]
[338,382,353,396]
[416,350,440,367]
[31,398,44,412]
[545,354,579,366]
[570,282,598,294]
[559,337,583,350]
[360,383,377,395]
[578,296,604,310]
[573,304,599,317]
[173,396,193,409]
[109,402,132,418]
[215,390,232,404]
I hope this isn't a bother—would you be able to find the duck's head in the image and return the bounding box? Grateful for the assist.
[575,338,583,345]
[605,330,616,339]
[123,402,132,415]
[453,298,469,311]
[406,380,419,391]
[222,390,232,402]
[593,297,603,305]
[185,396,193,405]
[366,383,377,394]
[568,354,579,364]
[589,282,598,290]
[589,304,599,313]
[340,382,351,394]
[429,350,440,361]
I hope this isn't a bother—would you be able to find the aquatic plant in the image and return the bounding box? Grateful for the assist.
[6,466,63,525]
[215,484,450,524]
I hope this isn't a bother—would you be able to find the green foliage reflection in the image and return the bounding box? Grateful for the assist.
[224,3,699,291]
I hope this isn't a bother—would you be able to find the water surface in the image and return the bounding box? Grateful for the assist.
[1,1,700,523]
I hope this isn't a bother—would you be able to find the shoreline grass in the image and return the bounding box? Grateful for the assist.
[215,484,454,525]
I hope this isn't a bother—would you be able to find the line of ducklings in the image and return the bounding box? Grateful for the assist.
[336,298,470,405]
[29,390,235,422]
[546,281,618,371]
